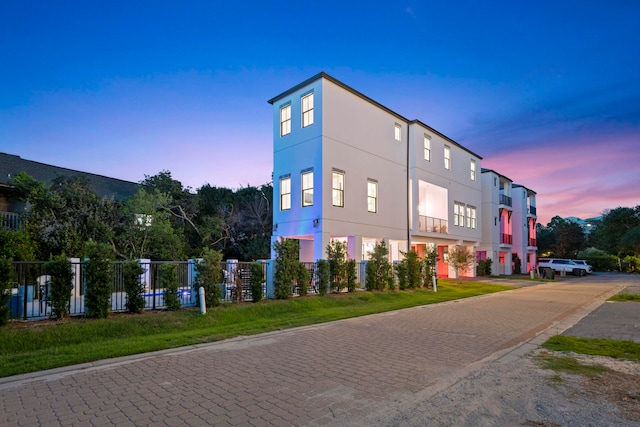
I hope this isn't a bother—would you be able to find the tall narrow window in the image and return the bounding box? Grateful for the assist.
[367,180,378,213]
[302,93,314,127]
[444,146,451,170]
[280,104,291,136]
[467,206,477,229]
[301,170,313,207]
[470,160,476,181]
[394,124,401,141]
[280,176,291,210]
[454,201,465,227]
[424,135,431,161]
[332,170,344,207]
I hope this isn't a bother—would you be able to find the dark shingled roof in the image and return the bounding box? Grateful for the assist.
[0,152,140,201]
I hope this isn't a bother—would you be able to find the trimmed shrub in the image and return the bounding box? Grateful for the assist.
[316,259,330,296]
[365,241,393,291]
[160,263,181,311]
[346,259,357,292]
[249,262,264,302]
[194,248,223,307]
[0,257,12,326]
[45,254,74,319]
[577,248,620,272]
[296,263,310,296]
[123,260,145,313]
[84,241,114,319]
[273,239,299,299]
[327,240,347,293]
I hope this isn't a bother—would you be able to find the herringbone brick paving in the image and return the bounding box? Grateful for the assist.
[0,279,626,426]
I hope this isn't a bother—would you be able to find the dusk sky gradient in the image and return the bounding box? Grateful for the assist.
[1,1,639,225]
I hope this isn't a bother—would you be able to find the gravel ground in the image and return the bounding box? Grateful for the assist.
[329,349,640,427]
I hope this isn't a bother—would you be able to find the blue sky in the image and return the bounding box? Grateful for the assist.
[1,1,639,224]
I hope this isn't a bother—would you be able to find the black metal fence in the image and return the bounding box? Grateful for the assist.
[5,260,267,320]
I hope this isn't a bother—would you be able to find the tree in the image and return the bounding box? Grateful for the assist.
[590,206,640,256]
[249,261,264,302]
[365,241,393,291]
[45,254,74,319]
[194,248,223,307]
[0,257,12,326]
[422,246,439,288]
[327,240,348,293]
[273,238,301,299]
[448,246,474,282]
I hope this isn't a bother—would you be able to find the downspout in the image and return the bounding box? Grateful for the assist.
[406,123,411,253]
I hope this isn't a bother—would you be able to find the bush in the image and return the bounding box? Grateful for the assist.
[512,253,522,275]
[365,241,393,291]
[84,241,114,319]
[621,256,640,273]
[194,248,223,308]
[577,248,620,272]
[249,262,264,302]
[123,260,145,313]
[327,240,347,293]
[296,263,310,296]
[346,259,357,292]
[0,257,12,326]
[160,263,181,311]
[476,258,493,276]
[273,239,300,299]
[422,246,439,289]
[316,259,330,296]
[45,254,74,319]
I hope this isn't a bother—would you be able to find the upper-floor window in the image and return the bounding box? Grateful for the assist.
[470,160,476,181]
[394,124,401,141]
[466,206,477,229]
[301,170,313,207]
[302,93,314,127]
[280,104,291,136]
[424,135,431,161]
[454,201,465,226]
[444,146,451,170]
[280,176,291,210]
[332,170,344,207]
[367,180,378,213]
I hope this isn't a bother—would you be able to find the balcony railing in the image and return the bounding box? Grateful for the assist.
[1,211,22,231]
[500,233,512,245]
[528,238,537,247]
[528,206,537,216]
[499,194,512,207]
[418,215,448,234]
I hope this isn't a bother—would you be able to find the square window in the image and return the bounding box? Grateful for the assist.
[332,171,344,207]
[302,171,313,207]
[280,177,291,210]
[302,93,314,127]
[280,104,291,136]
[367,180,378,213]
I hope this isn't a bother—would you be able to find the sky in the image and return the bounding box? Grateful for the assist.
[1,1,639,225]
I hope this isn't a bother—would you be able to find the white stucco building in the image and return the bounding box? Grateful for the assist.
[268,72,492,278]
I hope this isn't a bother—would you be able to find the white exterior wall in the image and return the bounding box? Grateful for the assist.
[478,170,513,275]
[511,185,537,273]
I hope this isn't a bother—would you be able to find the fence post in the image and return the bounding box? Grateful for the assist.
[265,259,275,299]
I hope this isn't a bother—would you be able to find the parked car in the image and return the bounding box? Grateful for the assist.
[571,260,593,274]
[538,258,590,277]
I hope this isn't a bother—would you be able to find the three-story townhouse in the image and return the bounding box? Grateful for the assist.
[512,184,538,273]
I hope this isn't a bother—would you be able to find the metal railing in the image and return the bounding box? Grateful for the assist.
[1,211,22,231]
[418,215,448,233]
[528,206,537,215]
[528,238,537,247]
[500,233,513,245]
[499,194,512,207]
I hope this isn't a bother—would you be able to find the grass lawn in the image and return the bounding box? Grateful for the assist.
[608,293,640,302]
[0,281,514,378]
[541,335,640,361]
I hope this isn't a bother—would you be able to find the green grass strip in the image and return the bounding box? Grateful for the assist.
[542,335,640,361]
[0,282,512,378]
[608,293,640,302]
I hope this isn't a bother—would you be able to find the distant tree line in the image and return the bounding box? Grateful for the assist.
[0,170,272,262]
[536,206,640,271]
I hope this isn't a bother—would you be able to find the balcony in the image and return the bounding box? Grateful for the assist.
[500,233,512,245]
[418,215,448,234]
[528,238,537,247]
[499,194,512,207]
[528,206,537,216]
[1,211,22,231]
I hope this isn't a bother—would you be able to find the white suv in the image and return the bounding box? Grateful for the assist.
[571,260,593,274]
[538,258,590,277]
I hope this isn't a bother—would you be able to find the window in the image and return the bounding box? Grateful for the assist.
[470,160,476,181]
[280,176,291,210]
[280,104,291,136]
[454,201,465,227]
[332,170,344,207]
[394,124,401,141]
[444,146,451,170]
[466,206,477,229]
[367,180,378,213]
[424,135,431,161]
[302,93,314,127]
[301,170,313,207]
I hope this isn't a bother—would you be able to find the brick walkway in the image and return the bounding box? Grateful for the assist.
[0,279,626,426]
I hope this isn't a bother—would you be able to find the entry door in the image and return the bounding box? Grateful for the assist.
[437,246,448,278]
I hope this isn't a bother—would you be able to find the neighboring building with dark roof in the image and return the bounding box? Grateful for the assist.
[1,152,140,230]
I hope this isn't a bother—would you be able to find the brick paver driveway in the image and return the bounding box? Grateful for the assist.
[0,277,628,426]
